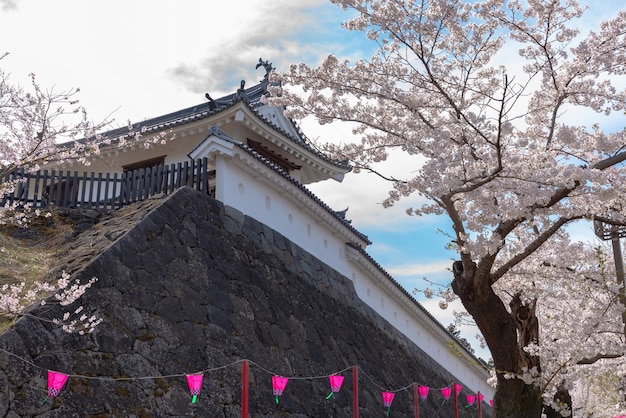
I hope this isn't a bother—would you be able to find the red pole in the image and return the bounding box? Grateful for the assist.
[241,359,249,418]
[353,366,359,418]
[477,391,482,418]
[413,384,419,418]
[453,383,459,418]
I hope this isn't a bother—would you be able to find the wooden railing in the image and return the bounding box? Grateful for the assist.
[1,158,212,210]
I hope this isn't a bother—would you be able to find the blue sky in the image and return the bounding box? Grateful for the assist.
[1,0,624,357]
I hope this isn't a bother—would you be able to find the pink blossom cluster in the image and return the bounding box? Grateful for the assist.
[1,270,101,334]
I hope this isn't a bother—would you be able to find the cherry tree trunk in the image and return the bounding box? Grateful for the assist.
[452,261,544,418]
[492,378,543,417]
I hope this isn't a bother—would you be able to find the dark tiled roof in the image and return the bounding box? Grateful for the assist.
[94,80,350,171]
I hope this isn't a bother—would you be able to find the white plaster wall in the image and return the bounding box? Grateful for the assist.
[216,156,347,271]
[215,154,495,400]
[348,262,493,399]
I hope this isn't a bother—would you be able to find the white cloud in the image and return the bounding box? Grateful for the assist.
[0,0,345,126]
[387,260,452,277]
[168,0,330,94]
[303,117,432,229]
[0,0,16,11]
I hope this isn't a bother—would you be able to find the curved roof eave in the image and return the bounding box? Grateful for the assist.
[82,82,351,173]
[224,102,351,181]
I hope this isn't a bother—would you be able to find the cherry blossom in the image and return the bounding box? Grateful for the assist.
[1,271,101,334]
[268,0,626,415]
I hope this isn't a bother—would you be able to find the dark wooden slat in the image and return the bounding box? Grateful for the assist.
[102,172,110,210]
[32,170,42,207]
[70,171,79,208]
[112,172,120,209]
[52,170,61,206]
[41,170,51,206]
[61,170,72,207]
[79,172,88,208]
[0,160,213,210]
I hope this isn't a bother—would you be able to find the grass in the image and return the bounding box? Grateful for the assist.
[0,214,74,332]
[0,231,54,287]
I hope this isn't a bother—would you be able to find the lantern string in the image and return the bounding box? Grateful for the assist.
[247,359,353,381]
[0,347,40,368]
[360,367,412,392]
[0,348,488,400]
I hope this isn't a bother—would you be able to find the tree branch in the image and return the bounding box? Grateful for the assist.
[577,353,624,365]
[492,216,581,282]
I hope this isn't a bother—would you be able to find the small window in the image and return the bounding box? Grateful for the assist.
[122,155,166,173]
[247,140,301,173]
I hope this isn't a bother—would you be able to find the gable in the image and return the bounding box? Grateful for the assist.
[254,103,303,140]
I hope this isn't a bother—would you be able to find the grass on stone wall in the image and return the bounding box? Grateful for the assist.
[0,215,73,333]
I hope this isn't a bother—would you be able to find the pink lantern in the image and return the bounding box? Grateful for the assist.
[381,391,395,416]
[272,375,289,404]
[42,370,69,404]
[466,394,476,407]
[417,385,429,400]
[441,387,452,400]
[186,373,203,403]
[441,387,452,406]
[382,391,395,407]
[326,375,344,399]
[478,393,485,403]
[489,399,494,407]
[47,370,69,397]
[454,383,462,394]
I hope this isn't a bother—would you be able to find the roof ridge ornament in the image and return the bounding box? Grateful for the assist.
[208,125,222,136]
[256,58,274,82]
[205,93,216,110]
[235,80,247,102]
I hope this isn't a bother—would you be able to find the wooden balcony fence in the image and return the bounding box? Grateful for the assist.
[0,158,213,211]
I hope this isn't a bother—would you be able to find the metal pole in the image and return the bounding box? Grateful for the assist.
[353,366,359,418]
[610,232,626,404]
[477,391,482,418]
[453,383,459,418]
[413,384,419,418]
[610,232,626,337]
[241,359,249,418]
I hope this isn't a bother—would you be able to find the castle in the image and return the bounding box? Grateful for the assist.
[0,60,493,416]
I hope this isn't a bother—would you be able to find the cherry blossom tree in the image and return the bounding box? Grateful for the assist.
[499,236,625,416]
[0,53,106,332]
[268,0,626,416]
[0,52,108,227]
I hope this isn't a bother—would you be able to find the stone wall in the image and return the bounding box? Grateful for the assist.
[0,187,491,417]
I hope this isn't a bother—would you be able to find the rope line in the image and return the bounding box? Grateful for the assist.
[0,347,481,395]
